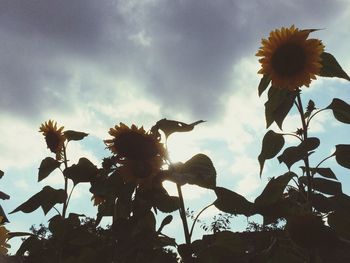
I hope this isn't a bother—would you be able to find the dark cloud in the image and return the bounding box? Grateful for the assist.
[0,0,348,120]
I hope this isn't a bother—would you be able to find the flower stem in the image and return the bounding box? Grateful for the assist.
[176,183,191,245]
[189,203,213,238]
[62,144,69,218]
[295,91,312,203]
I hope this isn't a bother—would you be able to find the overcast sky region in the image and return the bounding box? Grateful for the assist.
[1,0,350,252]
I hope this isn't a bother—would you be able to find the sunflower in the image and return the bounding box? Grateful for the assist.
[39,120,66,160]
[256,25,324,91]
[104,123,166,187]
[104,123,165,161]
[0,220,10,255]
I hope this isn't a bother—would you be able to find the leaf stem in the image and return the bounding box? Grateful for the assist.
[176,183,191,245]
[189,203,213,238]
[306,108,328,127]
[295,91,313,202]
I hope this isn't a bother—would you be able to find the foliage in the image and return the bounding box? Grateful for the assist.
[2,26,350,263]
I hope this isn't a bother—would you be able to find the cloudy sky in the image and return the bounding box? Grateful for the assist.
[1,0,350,252]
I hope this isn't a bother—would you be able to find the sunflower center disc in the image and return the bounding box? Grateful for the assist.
[271,43,306,76]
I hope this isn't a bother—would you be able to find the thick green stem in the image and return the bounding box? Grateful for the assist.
[296,92,312,202]
[176,183,191,245]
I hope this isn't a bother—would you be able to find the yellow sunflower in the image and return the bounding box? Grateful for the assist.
[256,25,324,91]
[0,220,10,255]
[104,123,165,161]
[39,120,66,160]
[104,123,166,187]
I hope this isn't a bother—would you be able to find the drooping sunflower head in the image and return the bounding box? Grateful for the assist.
[104,123,166,161]
[39,120,66,160]
[256,25,324,91]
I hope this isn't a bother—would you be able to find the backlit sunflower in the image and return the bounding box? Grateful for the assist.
[39,120,66,160]
[0,220,10,255]
[104,123,166,187]
[256,25,324,91]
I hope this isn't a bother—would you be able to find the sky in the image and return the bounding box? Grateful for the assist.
[1,0,350,253]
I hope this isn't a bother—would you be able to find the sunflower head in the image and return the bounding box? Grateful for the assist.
[118,157,163,188]
[256,25,324,91]
[104,123,165,161]
[39,120,66,160]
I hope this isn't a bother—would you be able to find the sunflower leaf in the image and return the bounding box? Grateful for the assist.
[334,144,350,169]
[214,187,254,216]
[265,86,296,129]
[63,158,98,185]
[258,75,271,97]
[151,119,205,139]
[0,170,4,179]
[254,172,296,208]
[38,157,61,182]
[64,130,89,141]
[171,154,216,189]
[0,205,9,223]
[10,186,66,215]
[0,191,10,200]
[319,52,350,81]
[258,130,285,176]
[300,177,342,195]
[326,98,350,124]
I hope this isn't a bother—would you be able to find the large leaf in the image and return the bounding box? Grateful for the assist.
[265,86,297,129]
[310,193,334,213]
[214,187,254,216]
[255,172,296,208]
[38,157,61,182]
[10,186,66,215]
[258,130,285,176]
[319,52,350,81]
[278,137,320,169]
[151,118,205,139]
[300,166,337,180]
[299,177,342,195]
[153,194,179,213]
[327,98,350,124]
[334,144,350,169]
[258,74,271,97]
[171,154,216,189]
[64,157,98,185]
[63,130,89,141]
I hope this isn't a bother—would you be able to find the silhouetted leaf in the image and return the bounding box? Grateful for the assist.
[7,232,33,240]
[304,100,316,119]
[16,235,41,256]
[10,186,66,215]
[171,154,216,189]
[265,86,296,129]
[300,176,342,195]
[0,191,9,200]
[258,74,271,96]
[214,187,254,216]
[157,215,173,233]
[64,157,98,185]
[328,212,350,240]
[278,138,319,169]
[301,166,337,180]
[255,172,296,208]
[38,157,61,182]
[311,193,334,213]
[319,52,350,81]
[151,118,205,139]
[154,194,179,213]
[0,170,3,179]
[63,130,89,141]
[334,144,350,169]
[258,130,285,176]
[327,98,350,124]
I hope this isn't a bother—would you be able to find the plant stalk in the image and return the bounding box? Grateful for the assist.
[62,144,69,218]
[176,183,191,245]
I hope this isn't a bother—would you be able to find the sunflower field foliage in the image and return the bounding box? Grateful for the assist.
[1,25,350,263]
